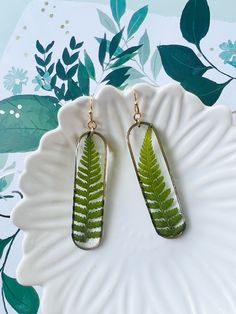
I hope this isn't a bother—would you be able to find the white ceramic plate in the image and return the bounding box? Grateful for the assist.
[12,84,236,314]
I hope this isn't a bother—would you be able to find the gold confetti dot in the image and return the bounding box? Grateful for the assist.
[24,53,28,57]
[60,24,65,29]
[23,25,27,30]
[65,20,69,24]
[210,47,214,51]
[16,35,20,40]
[49,14,54,18]
[45,1,49,5]
[53,5,56,8]
[41,8,45,12]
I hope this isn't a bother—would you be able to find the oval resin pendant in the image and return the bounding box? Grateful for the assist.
[127,122,186,238]
[72,131,107,250]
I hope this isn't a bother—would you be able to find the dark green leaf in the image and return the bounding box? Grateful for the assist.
[66,64,78,79]
[34,54,45,67]
[54,85,65,100]
[45,41,55,53]
[62,48,71,65]
[111,52,136,68]
[181,77,231,106]
[103,66,131,87]
[158,45,211,82]
[50,74,57,88]
[44,51,52,66]
[97,9,117,34]
[70,36,76,50]
[109,28,124,58]
[180,0,210,46]
[127,5,148,38]
[47,63,55,75]
[78,61,90,95]
[110,0,126,26]
[2,272,39,314]
[36,40,45,54]
[84,50,96,80]
[68,79,83,100]
[75,41,83,49]
[151,48,162,80]
[99,34,107,68]
[116,45,142,59]
[138,30,150,66]
[0,237,12,259]
[36,66,45,76]
[95,37,123,56]
[56,60,66,80]
[0,95,60,152]
[70,52,79,64]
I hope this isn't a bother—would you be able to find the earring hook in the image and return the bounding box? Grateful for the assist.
[88,96,97,133]
[133,89,142,126]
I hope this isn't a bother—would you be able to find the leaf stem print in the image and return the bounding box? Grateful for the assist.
[197,45,236,80]
[158,0,236,105]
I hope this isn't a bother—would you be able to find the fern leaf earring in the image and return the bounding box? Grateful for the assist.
[72,96,108,250]
[127,90,186,239]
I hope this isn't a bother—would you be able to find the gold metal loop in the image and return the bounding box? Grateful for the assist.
[88,96,97,132]
[133,90,142,126]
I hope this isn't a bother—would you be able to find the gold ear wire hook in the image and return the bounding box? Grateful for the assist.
[133,89,142,126]
[88,96,97,133]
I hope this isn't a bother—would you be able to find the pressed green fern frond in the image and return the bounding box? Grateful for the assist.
[138,126,185,238]
[72,135,104,245]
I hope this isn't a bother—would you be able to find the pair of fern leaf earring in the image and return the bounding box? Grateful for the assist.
[72,92,186,250]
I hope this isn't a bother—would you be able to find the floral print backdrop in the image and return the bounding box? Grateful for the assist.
[0,0,235,312]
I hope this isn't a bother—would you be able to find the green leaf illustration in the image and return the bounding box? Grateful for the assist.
[110,52,137,68]
[56,59,67,80]
[34,55,45,67]
[181,77,231,106]
[0,173,14,192]
[36,40,45,54]
[138,127,185,238]
[97,9,117,34]
[45,40,54,53]
[115,45,142,59]
[62,48,78,65]
[78,61,90,96]
[127,68,144,80]
[0,237,12,259]
[95,37,123,56]
[2,272,39,314]
[84,50,96,80]
[73,135,104,244]
[127,5,148,38]
[180,0,210,47]
[158,45,211,82]
[102,66,131,87]
[110,0,126,26]
[138,30,150,67]
[0,95,60,153]
[66,64,78,79]
[99,33,107,68]
[151,48,162,80]
[70,36,76,50]
[68,79,83,100]
[109,28,124,58]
